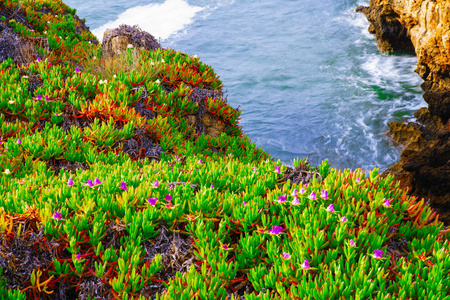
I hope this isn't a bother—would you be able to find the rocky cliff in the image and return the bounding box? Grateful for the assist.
[358,0,450,223]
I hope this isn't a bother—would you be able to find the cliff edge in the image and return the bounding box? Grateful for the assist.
[358,0,450,223]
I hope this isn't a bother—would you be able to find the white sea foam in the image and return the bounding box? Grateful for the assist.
[92,0,204,41]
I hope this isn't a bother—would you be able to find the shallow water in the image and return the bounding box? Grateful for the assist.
[66,0,425,171]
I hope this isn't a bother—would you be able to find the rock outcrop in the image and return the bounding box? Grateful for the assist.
[358,0,450,224]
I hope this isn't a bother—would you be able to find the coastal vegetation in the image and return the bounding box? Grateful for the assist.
[0,0,449,299]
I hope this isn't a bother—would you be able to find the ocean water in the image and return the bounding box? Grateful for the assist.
[66,0,425,171]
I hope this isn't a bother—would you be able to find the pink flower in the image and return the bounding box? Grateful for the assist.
[120,181,127,190]
[308,192,317,201]
[299,188,306,194]
[373,249,384,259]
[291,189,298,197]
[282,252,291,259]
[356,178,361,183]
[36,94,42,100]
[94,178,101,185]
[252,166,257,172]
[268,226,284,235]
[152,180,159,188]
[326,204,335,213]
[17,138,21,144]
[165,194,172,202]
[75,254,82,261]
[147,197,157,206]
[277,195,287,203]
[45,95,50,101]
[383,198,391,207]
[221,244,229,250]
[349,239,355,246]
[36,57,41,63]
[243,201,247,206]
[68,178,74,186]
[274,166,281,174]
[165,203,174,209]
[52,212,62,220]
[340,216,348,223]
[85,179,94,187]
[198,159,203,164]
[320,190,328,199]
[291,196,300,206]
[75,67,80,73]
[301,259,310,270]
[210,184,214,189]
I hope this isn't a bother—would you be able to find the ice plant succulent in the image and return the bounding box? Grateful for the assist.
[268,226,284,235]
[52,212,62,220]
[282,252,291,259]
[277,195,287,203]
[320,190,328,199]
[152,180,159,188]
[165,194,172,202]
[373,249,384,259]
[349,239,355,246]
[94,178,102,185]
[340,216,348,223]
[308,192,317,200]
[292,196,300,206]
[301,259,311,270]
[274,166,281,174]
[326,204,335,213]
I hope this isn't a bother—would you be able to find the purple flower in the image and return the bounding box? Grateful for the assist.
[340,216,348,223]
[373,249,384,259]
[68,178,74,186]
[75,253,82,261]
[292,196,300,206]
[320,190,329,199]
[36,94,42,100]
[356,178,361,183]
[165,194,172,202]
[120,181,127,190]
[17,138,21,144]
[152,180,159,188]
[147,197,157,206]
[75,67,80,73]
[291,189,298,197]
[198,159,203,164]
[308,192,317,201]
[229,153,233,157]
[282,252,291,259]
[45,95,50,101]
[349,239,355,246]
[252,166,257,172]
[268,226,284,235]
[299,188,306,194]
[326,204,335,213]
[383,198,391,208]
[165,203,174,209]
[277,195,287,203]
[210,184,214,189]
[85,179,94,187]
[52,212,62,220]
[274,166,281,174]
[301,259,310,270]
[221,244,229,250]
[94,178,102,185]
[243,201,247,206]
[37,57,41,63]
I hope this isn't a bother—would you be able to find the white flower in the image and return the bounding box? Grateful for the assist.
[155,79,160,84]
[4,169,10,175]
[47,21,50,24]
[161,59,165,63]
[44,31,47,34]
[88,41,91,44]
[150,61,155,66]
[193,55,198,58]
[127,44,134,48]
[8,100,15,104]
[21,76,28,79]
[113,75,117,78]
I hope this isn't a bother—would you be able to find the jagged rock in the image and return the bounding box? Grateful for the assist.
[360,0,450,224]
[202,113,226,137]
[0,23,39,65]
[356,2,414,53]
[102,24,160,58]
[387,121,428,153]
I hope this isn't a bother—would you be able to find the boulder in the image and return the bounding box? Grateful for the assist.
[102,24,161,58]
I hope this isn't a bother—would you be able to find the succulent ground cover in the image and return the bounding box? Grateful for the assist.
[0,0,449,299]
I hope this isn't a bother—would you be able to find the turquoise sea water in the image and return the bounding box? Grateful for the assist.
[66,0,425,171]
